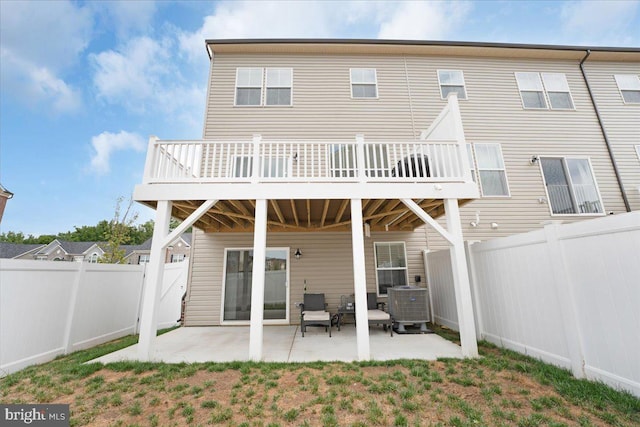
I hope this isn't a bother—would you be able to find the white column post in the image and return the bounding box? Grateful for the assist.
[137,200,172,361]
[143,136,159,184]
[444,198,478,357]
[249,199,268,361]
[447,94,473,183]
[351,198,370,361]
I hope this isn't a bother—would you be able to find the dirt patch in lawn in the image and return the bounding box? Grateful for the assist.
[2,340,638,426]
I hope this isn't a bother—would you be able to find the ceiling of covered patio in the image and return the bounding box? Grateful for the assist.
[142,198,471,232]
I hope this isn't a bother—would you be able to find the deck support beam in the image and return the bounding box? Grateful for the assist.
[138,200,172,361]
[249,199,268,361]
[444,198,478,357]
[351,198,370,361]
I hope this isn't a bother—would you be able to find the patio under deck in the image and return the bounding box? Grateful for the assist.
[90,326,463,365]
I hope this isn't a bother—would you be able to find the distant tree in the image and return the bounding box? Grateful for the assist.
[129,220,155,245]
[99,197,139,264]
[0,231,26,243]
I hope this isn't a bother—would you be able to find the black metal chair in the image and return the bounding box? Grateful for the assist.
[367,292,393,336]
[300,293,331,337]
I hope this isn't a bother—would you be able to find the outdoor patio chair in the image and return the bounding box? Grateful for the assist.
[367,292,393,336]
[300,293,331,337]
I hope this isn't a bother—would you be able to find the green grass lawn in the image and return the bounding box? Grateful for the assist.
[2,326,638,427]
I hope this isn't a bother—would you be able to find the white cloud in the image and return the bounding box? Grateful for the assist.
[377,1,472,40]
[0,0,91,113]
[90,36,207,131]
[89,1,157,39]
[561,0,640,45]
[90,131,146,174]
[178,1,339,63]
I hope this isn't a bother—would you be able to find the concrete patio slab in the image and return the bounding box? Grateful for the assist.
[89,325,463,365]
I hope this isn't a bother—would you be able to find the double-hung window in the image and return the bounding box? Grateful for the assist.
[350,68,378,98]
[614,74,640,104]
[515,72,574,109]
[542,73,574,109]
[235,68,263,106]
[235,67,292,106]
[374,242,408,296]
[470,143,509,196]
[540,157,603,215]
[438,70,467,100]
[266,68,292,105]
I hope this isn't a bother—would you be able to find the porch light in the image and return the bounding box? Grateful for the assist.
[294,248,302,259]
[529,155,539,165]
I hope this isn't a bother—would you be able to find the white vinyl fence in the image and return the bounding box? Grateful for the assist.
[425,212,640,397]
[0,259,188,376]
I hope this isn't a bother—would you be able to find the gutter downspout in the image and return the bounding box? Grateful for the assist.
[579,50,631,212]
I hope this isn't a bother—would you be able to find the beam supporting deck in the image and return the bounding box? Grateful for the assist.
[444,199,478,357]
[249,199,268,361]
[351,199,370,361]
[138,200,172,361]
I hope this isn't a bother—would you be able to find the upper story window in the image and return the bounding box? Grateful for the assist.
[350,68,378,98]
[540,157,603,215]
[515,72,574,110]
[235,67,292,106]
[438,70,467,100]
[266,68,292,105]
[468,143,510,197]
[614,74,640,104]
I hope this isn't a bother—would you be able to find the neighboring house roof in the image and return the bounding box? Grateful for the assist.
[0,242,45,259]
[36,239,104,256]
[122,238,152,257]
[122,233,191,258]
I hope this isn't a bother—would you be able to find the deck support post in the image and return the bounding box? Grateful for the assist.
[351,198,370,361]
[138,200,172,361]
[249,199,268,361]
[444,198,478,357]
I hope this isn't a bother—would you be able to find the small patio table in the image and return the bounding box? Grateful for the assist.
[337,303,356,331]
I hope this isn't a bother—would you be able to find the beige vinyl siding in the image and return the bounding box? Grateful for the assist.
[203,52,628,248]
[204,54,417,140]
[184,228,428,326]
[584,62,640,211]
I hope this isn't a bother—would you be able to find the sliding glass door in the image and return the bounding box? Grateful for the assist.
[222,248,289,323]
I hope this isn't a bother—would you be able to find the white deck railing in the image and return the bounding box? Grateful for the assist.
[142,136,473,184]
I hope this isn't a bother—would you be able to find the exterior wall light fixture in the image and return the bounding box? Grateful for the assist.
[294,248,302,259]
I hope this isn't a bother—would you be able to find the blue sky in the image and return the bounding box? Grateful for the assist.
[1,0,639,236]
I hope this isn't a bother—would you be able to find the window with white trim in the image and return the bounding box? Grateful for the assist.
[235,67,292,106]
[473,143,509,197]
[235,68,263,106]
[88,252,99,263]
[542,73,574,109]
[138,254,150,264]
[171,254,186,263]
[266,68,292,105]
[374,242,408,296]
[438,70,467,100]
[614,74,640,104]
[515,72,574,109]
[350,68,378,98]
[540,157,603,215]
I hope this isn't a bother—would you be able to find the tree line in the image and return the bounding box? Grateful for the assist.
[0,220,156,246]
